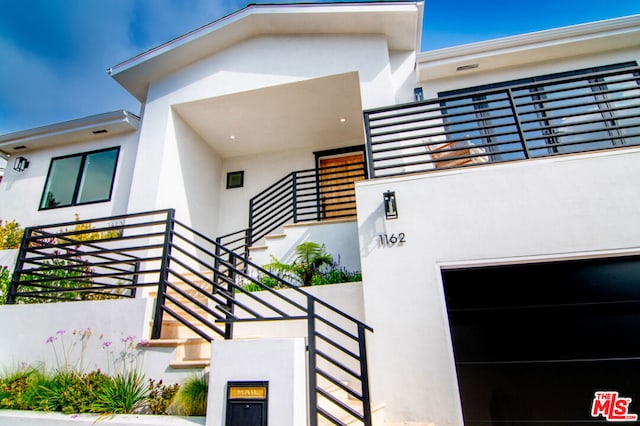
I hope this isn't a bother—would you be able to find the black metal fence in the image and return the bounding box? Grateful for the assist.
[249,161,366,246]
[365,65,640,178]
[8,209,373,426]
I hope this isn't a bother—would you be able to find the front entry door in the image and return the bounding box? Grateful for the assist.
[318,153,366,220]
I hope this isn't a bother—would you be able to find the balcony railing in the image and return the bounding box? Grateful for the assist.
[365,65,640,178]
[248,161,366,245]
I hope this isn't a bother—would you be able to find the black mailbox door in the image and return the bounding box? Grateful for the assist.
[228,401,266,426]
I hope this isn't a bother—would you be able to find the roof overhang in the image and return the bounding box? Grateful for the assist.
[109,1,424,102]
[0,110,139,155]
[417,14,640,82]
[173,71,365,158]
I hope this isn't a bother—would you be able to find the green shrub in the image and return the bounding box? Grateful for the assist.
[172,374,208,416]
[33,370,109,414]
[0,220,23,250]
[93,371,149,414]
[0,266,10,304]
[147,379,179,415]
[0,367,42,410]
[311,268,362,286]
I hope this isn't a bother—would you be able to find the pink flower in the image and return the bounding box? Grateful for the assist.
[137,339,151,347]
[102,341,112,349]
[56,329,66,335]
[46,336,56,344]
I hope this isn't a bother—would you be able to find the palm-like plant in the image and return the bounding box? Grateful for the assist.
[263,242,333,286]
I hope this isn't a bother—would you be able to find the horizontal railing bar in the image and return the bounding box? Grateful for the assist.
[161,305,217,342]
[315,331,360,361]
[164,281,227,322]
[316,406,347,426]
[163,292,226,338]
[316,348,361,380]
[214,315,308,323]
[317,368,363,401]
[25,209,173,232]
[316,387,364,421]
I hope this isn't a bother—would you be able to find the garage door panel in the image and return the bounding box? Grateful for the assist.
[450,302,640,362]
[458,360,640,424]
[443,256,640,424]
[444,257,640,310]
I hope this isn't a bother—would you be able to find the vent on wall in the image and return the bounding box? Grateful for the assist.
[92,129,108,135]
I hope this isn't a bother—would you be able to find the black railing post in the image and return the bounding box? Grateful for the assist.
[6,227,31,304]
[358,323,373,426]
[363,111,376,178]
[506,88,531,159]
[307,295,318,426]
[248,199,255,245]
[292,173,298,223]
[152,209,175,340]
[224,252,237,340]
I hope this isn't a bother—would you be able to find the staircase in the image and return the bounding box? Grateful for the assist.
[9,209,375,426]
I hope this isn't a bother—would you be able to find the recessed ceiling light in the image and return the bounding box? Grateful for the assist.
[230,135,236,140]
[339,118,346,123]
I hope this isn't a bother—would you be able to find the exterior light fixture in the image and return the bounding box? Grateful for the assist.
[414,87,424,102]
[13,156,29,172]
[383,190,398,220]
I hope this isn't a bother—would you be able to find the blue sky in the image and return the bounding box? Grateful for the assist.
[0,0,638,135]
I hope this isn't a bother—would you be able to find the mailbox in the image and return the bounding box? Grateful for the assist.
[225,381,268,426]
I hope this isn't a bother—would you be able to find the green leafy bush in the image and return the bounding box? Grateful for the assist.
[0,266,10,304]
[147,379,179,415]
[311,267,362,286]
[0,220,23,250]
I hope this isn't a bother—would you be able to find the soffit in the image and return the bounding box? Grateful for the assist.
[0,111,139,155]
[109,2,423,102]
[417,14,640,82]
[173,72,364,158]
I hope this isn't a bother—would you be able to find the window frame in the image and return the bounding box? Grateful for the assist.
[39,146,120,210]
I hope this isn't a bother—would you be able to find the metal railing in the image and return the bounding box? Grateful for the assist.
[365,65,640,178]
[8,210,374,426]
[249,161,366,246]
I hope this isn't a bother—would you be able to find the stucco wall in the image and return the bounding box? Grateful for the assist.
[0,131,139,228]
[418,47,640,98]
[127,34,397,236]
[355,147,640,425]
[0,298,152,373]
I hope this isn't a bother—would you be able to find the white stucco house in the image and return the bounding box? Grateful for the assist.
[1,2,639,425]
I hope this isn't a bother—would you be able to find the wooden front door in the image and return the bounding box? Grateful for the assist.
[318,153,366,220]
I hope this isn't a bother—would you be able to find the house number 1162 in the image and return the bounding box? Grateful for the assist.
[378,233,406,247]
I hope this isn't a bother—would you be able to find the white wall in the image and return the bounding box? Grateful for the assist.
[207,338,307,426]
[0,298,152,374]
[249,220,362,273]
[128,34,397,236]
[355,148,640,425]
[0,131,139,228]
[418,48,639,98]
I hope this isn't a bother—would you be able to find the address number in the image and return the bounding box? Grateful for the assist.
[378,233,406,247]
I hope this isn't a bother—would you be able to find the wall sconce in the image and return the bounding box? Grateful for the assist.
[13,156,29,172]
[383,190,398,220]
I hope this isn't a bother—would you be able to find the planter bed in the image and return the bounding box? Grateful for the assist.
[0,410,205,425]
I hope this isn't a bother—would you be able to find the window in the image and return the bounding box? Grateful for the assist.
[438,62,640,161]
[40,147,120,209]
[226,171,244,189]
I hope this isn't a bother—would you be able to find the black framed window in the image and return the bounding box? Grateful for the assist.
[437,62,639,160]
[226,171,244,189]
[39,147,120,210]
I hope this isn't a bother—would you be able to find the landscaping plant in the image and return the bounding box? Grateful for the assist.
[172,374,208,416]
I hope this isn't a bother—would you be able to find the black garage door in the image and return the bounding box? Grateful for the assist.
[443,256,640,424]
